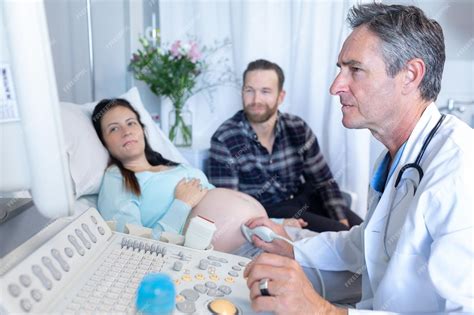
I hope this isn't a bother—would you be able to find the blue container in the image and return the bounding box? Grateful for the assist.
[136,273,176,315]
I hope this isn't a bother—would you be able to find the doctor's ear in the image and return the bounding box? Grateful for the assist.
[401,58,426,96]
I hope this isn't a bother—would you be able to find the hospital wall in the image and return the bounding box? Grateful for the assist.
[42,0,473,168]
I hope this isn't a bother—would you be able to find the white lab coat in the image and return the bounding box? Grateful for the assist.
[294,104,474,314]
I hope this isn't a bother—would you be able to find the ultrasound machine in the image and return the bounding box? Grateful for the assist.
[0,2,255,314]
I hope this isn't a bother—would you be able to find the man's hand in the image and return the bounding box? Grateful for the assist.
[283,218,308,228]
[244,253,347,315]
[245,217,294,258]
[339,219,349,227]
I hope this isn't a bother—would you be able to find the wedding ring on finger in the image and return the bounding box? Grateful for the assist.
[259,278,270,296]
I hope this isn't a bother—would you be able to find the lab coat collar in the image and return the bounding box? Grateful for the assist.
[366,102,440,225]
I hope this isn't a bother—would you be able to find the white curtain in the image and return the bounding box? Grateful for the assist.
[159,0,371,217]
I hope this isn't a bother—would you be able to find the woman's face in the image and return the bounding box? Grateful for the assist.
[100,106,146,164]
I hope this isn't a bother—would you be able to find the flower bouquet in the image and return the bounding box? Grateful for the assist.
[130,33,237,146]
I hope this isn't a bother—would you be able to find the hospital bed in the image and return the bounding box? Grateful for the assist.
[0,87,261,314]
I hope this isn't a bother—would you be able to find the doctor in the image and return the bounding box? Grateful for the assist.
[244,3,473,314]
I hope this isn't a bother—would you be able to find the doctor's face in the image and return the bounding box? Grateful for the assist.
[100,106,146,164]
[242,70,285,123]
[330,26,405,132]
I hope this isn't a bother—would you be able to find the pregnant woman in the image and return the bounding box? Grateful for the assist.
[92,98,307,254]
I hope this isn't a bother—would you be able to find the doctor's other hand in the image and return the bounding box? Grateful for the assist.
[175,178,208,208]
[245,217,294,258]
[244,253,347,315]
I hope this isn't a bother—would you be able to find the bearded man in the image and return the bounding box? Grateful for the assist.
[208,59,362,232]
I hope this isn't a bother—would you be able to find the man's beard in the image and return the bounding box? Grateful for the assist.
[244,102,278,123]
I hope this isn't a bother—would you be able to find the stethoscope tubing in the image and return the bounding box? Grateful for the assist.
[384,114,446,258]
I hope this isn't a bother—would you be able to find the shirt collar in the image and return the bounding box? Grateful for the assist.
[370,142,407,193]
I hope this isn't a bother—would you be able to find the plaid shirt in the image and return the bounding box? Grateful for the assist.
[208,110,348,221]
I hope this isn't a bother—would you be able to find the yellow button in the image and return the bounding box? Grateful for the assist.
[195,273,205,280]
[208,299,237,315]
[182,274,192,281]
[209,274,219,281]
[176,295,185,303]
[224,277,234,283]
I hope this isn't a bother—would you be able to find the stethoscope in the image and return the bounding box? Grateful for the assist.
[384,114,446,258]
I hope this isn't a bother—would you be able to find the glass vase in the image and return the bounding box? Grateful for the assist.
[168,107,192,147]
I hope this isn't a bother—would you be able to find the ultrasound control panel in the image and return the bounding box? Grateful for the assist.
[0,208,256,314]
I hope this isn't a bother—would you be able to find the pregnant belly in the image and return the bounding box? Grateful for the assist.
[188,188,268,253]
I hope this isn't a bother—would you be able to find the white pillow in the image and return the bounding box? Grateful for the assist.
[60,87,187,198]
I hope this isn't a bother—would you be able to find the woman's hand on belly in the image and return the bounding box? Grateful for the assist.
[175,178,208,208]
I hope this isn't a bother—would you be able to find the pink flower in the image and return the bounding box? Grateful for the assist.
[170,40,182,58]
[187,42,201,63]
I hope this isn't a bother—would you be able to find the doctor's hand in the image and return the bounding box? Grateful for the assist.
[174,178,208,208]
[245,217,294,258]
[244,253,347,315]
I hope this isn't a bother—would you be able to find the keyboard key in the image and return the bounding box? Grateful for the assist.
[113,304,127,312]
[66,302,80,311]
[91,291,105,298]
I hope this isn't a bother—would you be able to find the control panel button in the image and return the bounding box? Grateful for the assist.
[20,299,32,312]
[228,271,238,277]
[31,289,42,302]
[179,289,199,302]
[195,273,205,281]
[97,226,105,235]
[90,215,98,224]
[207,288,223,297]
[41,256,62,281]
[224,276,235,284]
[198,259,209,270]
[205,281,217,289]
[67,235,85,256]
[8,283,21,297]
[81,223,97,243]
[193,284,207,294]
[218,285,232,295]
[173,261,183,271]
[208,299,237,315]
[51,249,70,272]
[75,228,91,249]
[176,301,196,314]
[32,265,52,290]
[19,275,32,287]
[64,247,74,258]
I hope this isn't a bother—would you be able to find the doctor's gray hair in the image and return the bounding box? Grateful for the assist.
[347,3,445,102]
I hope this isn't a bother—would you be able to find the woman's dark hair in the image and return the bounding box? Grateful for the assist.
[92,98,177,196]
